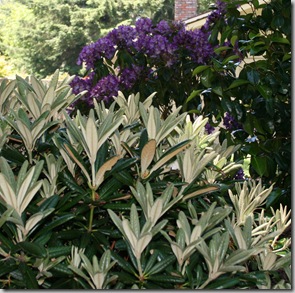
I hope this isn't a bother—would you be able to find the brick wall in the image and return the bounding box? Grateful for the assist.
[175,0,197,21]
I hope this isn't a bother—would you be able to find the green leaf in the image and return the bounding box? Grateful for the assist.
[251,156,267,177]
[257,85,271,99]
[186,89,204,103]
[227,79,250,90]
[204,275,240,289]
[0,207,14,228]
[19,262,39,289]
[212,86,223,96]
[103,202,133,211]
[143,250,158,273]
[214,46,232,54]
[38,194,59,212]
[51,263,74,276]
[148,274,185,283]
[271,37,290,45]
[222,55,240,64]
[230,35,238,47]
[247,69,260,84]
[283,53,291,62]
[35,214,75,235]
[192,65,211,76]
[47,246,72,258]
[17,241,47,258]
[224,249,256,266]
[130,204,140,238]
[0,157,15,187]
[110,251,136,275]
[34,232,52,246]
[145,255,175,276]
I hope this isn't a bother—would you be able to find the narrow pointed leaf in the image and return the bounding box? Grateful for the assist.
[150,140,191,174]
[146,255,176,276]
[95,155,120,188]
[141,139,156,178]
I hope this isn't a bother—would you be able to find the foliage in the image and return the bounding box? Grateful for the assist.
[0,73,291,289]
[0,0,174,78]
[190,0,291,207]
[71,0,291,208]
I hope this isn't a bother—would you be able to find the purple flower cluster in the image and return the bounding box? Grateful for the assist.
[202,0,227,32]
[223,112,241,131]
[77,38,116,70]
[89,75,119,105]
[234,168,245,180]
[71,12,221,108]
[205,122,215,134]
[119,65,145,90]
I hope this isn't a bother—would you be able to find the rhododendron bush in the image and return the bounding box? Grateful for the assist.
[71,0,291,207]
[0,74,291,289]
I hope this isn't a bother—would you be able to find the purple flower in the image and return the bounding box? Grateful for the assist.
[107,25,137,50]
[77,38,116,69]
[70,72,95,95]
[202,0,227,32]
[172,29,213,63]
[234,168,245,180]
[135,17,153,35]
[119,65,142,89]
[89,75,119,105]
[223,112,242,131]
[205,122,215,134]
[72,16,217,108]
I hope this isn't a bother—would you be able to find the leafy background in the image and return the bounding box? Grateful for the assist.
[0,0,291,289]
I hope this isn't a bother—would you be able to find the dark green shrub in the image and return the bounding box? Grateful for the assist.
[0,73,291,289]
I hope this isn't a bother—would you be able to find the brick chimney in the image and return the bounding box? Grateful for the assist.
[175,0,197,21]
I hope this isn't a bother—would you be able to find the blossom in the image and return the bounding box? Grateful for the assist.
[223,112,242,131]
[234,168,245,180]
[205,122,215,134]
[202,0,227,32]
[107,25,137,50]
[135,17,153,35]
[89,75,119,105]
[71,14,219,108]
[77,38,116,69]
[119,65,143,89]
[172,29,213,63]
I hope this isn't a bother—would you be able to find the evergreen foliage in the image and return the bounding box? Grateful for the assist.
[0,73,291,289]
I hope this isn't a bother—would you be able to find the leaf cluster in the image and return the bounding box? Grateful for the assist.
[0,73,291,289]
[189,0,291,204]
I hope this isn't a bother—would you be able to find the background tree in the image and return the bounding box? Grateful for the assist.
[0,0,175,78]
[0,0,214,78]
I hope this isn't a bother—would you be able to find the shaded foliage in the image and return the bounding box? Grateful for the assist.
[190,0,291,207]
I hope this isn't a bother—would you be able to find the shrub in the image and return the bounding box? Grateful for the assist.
[189,0,291,205]
[70,0,291,209]
[0,73,291,289]
[69,16,216,115]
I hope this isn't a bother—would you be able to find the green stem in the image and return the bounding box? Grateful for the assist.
[88,189,96,232]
